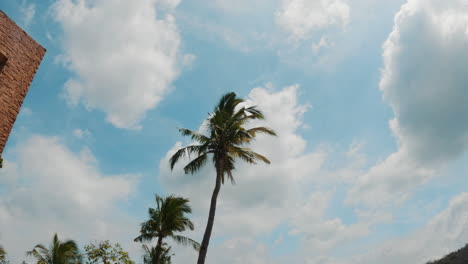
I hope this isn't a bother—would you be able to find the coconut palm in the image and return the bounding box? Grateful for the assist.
[142,244,172,264]
[169,92,276,264]
[26,233,81,264]
[0,246,6,262]
[134,195,199,264]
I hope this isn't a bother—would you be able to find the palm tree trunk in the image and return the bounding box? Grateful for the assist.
[155,236,163,264]
[197,160,223,264]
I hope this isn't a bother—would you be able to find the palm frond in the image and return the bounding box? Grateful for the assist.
[169,145,205,170]
[177,128,210,144]
[27,234,80,264]
[26,244,48,257]
[246,127,277,137]
[243,106,265,120]
[134,233,155,243]
[183,154,208,174]
[26,249,48,264]
[215,92,243,114]
[229,146,271,164]
[249,151,271,164]
[171,235,200,251]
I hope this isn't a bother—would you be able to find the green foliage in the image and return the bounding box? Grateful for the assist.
[134,194,199,263]
[26,234,81,264]
[0,246,6,262]
[84,241,134,264]
[0,157,3,168]
[142,244,172,264]
[426,243,468,264]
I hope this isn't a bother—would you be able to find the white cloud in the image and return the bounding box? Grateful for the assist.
[296,193,369,249]
[276,0,350,40]
[347,148,434,207]
[73,128,91,139]
[0,136,138,262]
[20,1,36,26]
[311,36,335,54]
[0,160,19,186]
[348,0,468,207]
[359,192,468,264]
[19,107,32,116]
[208,0,271,14]
[381,0,468,165]
[207,238,274,264]
[53,0,184,128]
[160,85,371,263]
[158,0,180,10]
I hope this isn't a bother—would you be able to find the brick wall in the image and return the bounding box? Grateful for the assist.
[0,10,46,157]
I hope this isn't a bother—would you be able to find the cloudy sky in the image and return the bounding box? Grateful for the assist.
[2,0,468,263]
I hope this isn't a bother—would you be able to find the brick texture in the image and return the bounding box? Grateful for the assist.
[0,10,46,157]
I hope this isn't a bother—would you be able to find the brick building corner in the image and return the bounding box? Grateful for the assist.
[0,10,46,166]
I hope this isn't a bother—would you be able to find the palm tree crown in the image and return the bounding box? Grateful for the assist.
[169,92,276,264]
[27,233,81,264]
[134,195,199,263]
[170,92,276,183]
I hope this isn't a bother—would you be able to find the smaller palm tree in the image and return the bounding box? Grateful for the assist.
[27,233,81,264]
[0,246,6,262]
[134,194,199,264]
[142,244,172,264]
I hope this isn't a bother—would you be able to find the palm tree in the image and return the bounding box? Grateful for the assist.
[142,244,173,264]
[26,233,81,264]
[169,92,276,264]
[134,195,199,264]
[0,246,6,262]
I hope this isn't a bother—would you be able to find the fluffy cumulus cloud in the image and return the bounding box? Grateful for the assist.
[0,136,138,262]
[159,85,370,263]
[53,0,184,128]
[382,0,468,165]
[348,0,468,207]
[276,0,350,40]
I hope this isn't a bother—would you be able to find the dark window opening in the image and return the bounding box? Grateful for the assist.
[0,52,7,73]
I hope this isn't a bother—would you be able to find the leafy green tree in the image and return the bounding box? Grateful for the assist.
[169,92,276,264]
[134,195,199,264]
[26,233,81,264]
[141,244,172,264]
[84,241,134,264]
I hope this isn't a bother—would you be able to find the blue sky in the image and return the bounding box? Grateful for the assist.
[2,0,468,263]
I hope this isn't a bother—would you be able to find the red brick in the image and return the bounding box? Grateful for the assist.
[0,10,46,157]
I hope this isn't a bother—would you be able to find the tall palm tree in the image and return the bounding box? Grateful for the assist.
[134,195,199,264]
[169,92,276,264]
[26,233,81,264]
[0,246,6,262]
